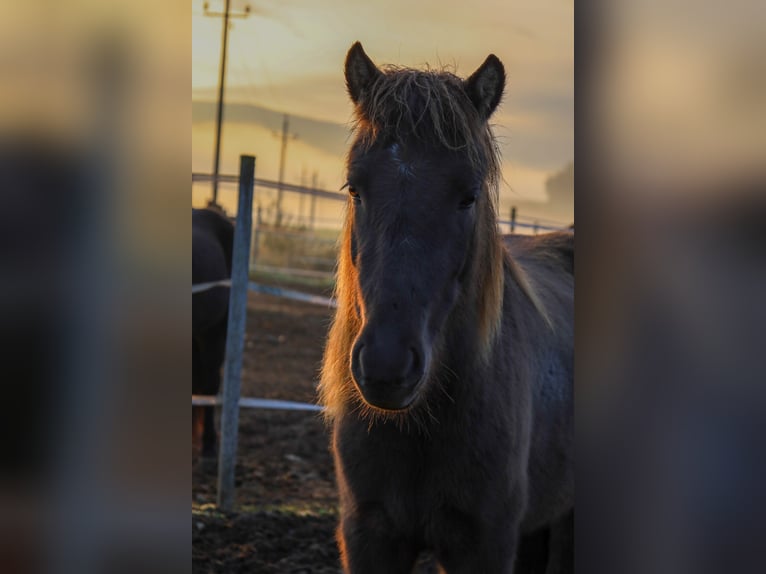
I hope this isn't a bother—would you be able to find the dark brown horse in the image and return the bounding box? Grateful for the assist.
[192,207,234,460]
[319,43,573,573]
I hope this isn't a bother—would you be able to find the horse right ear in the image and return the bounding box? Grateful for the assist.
[345,42,382,106]
[464,54,506,120]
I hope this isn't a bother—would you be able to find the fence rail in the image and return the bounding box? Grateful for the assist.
[192,172,346,202]
[193,395,323,412]
[498,219,571,233]
[191,279,336,307]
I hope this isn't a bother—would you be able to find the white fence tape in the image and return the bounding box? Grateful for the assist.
[192,394,324,412]
[191,279,232,294]
[192,279,337,307]
[246,281,336,307]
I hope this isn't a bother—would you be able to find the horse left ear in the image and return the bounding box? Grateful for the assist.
[464,54,506,120]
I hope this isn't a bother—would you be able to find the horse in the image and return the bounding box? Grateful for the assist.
[192,207,234,461]
[318,42,573,573]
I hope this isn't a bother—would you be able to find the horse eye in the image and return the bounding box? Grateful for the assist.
[341,181,361,202]
[458,194,477,210]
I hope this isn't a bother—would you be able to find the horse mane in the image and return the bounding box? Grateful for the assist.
[319,212,363,420]
[503,231,575,331]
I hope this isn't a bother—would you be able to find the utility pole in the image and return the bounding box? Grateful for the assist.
[274,114,298,227]
[309,171,318,230]
[299,165,307,226]
[204,0,251,207]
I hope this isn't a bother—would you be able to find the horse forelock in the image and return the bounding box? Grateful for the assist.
[350,66,501,185]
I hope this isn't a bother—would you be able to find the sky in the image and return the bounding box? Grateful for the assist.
[192,0,573,221]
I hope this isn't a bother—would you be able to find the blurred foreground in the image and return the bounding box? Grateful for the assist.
[0,2,188,573]
[578,1,766,572]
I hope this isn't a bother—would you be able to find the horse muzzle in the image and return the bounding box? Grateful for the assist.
[350,332,426,411]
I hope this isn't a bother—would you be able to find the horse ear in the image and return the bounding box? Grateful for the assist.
[345,42,382,105]
[464,54,506,119]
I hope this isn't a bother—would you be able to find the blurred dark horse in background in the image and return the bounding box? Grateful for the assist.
[320,43,573,573]
[192,207,233,460]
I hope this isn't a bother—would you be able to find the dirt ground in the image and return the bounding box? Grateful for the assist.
[192,285,341,573]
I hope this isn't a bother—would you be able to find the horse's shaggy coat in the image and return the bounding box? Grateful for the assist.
[320,43,573,573]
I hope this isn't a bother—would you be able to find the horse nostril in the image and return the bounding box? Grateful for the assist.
[355,344,366,377]
[408,347,420,377]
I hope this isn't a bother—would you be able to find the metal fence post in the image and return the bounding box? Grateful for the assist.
[217,155,255,510]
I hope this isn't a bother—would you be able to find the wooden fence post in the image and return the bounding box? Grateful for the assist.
[217,155,255,511]
[510,206,517,233]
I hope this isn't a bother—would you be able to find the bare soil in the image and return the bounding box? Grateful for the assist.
[192,287,342,573]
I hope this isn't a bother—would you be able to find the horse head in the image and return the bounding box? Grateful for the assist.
[338,42,506,412]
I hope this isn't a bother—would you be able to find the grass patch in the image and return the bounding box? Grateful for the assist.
[193,501,339,518]
[238,502,339,517]
[249,268,335,293]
